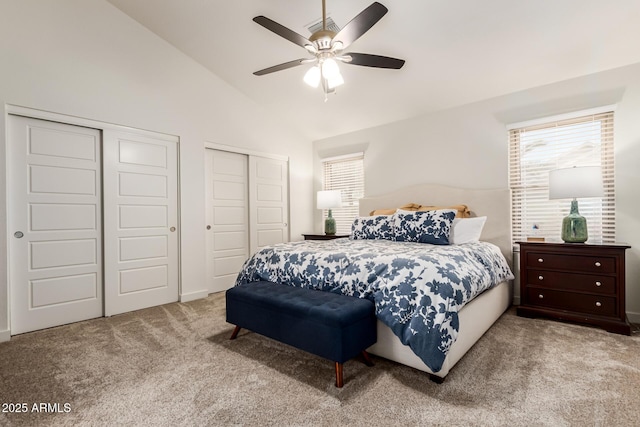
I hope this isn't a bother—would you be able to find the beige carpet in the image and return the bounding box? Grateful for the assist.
[1,292,639,426]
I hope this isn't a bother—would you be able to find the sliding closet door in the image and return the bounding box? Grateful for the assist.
[8,115,103,335]
[205,149,249,293]
[103,130,179,316]
[249,156,289,254]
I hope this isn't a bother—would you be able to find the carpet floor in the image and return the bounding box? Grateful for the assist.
[1,292,639,426]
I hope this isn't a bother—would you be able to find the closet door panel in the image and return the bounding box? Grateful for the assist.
[8,115,103,335]
[249,156,289,254]
[205,149,249,293]
[103,130,179,316]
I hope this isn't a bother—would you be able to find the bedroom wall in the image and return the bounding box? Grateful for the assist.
[0,0,313,339]
[313,62,640,323]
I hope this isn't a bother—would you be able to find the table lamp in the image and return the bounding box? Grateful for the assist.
[317,190,342,235]
[548,166,603,243]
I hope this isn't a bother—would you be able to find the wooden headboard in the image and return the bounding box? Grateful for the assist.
[358,184,512,265]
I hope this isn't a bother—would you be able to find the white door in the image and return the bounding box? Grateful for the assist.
[103,130,179,316]
[249,156,289,254]
[205,149,249,293]
[8,115,103,335]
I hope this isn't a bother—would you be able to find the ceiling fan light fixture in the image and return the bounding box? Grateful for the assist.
[321,57,340,79]
[252,1,404,100]
[303,65,321,88]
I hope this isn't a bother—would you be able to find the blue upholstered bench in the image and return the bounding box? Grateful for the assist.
[226,281,377,387]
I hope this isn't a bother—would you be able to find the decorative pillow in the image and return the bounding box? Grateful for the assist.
[450,216,487,244]
[416,204,470,218]
[393,209,456,245]
[350,215,394,240]
[370,203,470,218]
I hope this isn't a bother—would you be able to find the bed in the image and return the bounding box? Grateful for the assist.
[236,184,514,380]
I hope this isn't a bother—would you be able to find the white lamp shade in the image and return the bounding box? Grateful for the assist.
[549,166,604,200]
[327,73,344,89]
[317,190,342,209]
[321,58,340,79]
[303,66,321,88]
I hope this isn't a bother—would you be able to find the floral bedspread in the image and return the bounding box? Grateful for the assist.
[235,239,513,372]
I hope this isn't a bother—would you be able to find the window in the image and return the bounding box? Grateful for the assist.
[322,153,365,235]
[509,108,615,243]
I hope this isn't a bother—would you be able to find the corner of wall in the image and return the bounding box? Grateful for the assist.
[627,311,640,325]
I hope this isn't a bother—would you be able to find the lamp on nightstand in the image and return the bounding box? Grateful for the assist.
[317,190,342,235]
[549,166,603,243]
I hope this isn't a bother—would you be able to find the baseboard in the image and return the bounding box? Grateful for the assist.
[627,311,640,325]
[0,329,11,342]
[180,289,209,303]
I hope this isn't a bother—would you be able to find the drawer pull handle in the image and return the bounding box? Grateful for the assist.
[538,294,544,299]
[538,275,544,281]
[595,261,601,267]
[595,281,602,287]
[595,301,602,307]
[537,258,544,263]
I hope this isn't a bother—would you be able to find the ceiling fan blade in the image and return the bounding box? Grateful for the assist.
[332,2,388,50]
[342,53,405,69]
[253,16,312,49]
[253,59,308,76]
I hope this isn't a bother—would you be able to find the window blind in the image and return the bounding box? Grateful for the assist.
[509,111,615,243]
[322,153,365,235]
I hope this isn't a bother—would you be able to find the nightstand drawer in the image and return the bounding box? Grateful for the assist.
[525,287,617,317]
[526,270,616,295]
[526,252,615,274]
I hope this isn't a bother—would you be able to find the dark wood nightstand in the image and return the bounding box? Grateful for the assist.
[517,241,631,335]
[302,234,350,240]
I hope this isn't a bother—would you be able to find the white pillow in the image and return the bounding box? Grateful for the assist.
[450,216,487,244]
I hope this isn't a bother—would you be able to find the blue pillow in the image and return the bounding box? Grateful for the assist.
[350,215,394,240]
[393,209,456,245]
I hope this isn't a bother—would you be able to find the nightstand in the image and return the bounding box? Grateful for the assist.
[302,234,350,240]
[517,241,631,335]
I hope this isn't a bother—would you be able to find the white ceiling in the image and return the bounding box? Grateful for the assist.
[107,0,640,141]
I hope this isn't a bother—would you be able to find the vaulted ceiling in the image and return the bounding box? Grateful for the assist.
[107,0,640,141]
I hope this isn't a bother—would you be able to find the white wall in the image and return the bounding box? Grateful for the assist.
[314,62,640,323]
[0,0,314,339]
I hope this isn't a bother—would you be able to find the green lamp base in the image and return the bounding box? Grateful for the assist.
[324,209,336,235]
[561,200,588,243]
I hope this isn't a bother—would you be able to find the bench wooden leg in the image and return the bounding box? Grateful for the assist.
[229,325,241,340]
[361,350,374,367]
[335,362,344,388]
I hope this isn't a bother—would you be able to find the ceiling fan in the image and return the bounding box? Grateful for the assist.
[252,1,405,99]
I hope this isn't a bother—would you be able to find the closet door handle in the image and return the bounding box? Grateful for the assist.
[170,227,176,232]
[206,225,211,230]
[14,231,24,239]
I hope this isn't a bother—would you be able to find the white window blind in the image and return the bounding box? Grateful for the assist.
[322,153,365,235]
[509,111,615,243]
